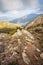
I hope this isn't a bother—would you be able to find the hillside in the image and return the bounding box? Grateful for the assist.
[25,14,43,49]
[25,14,43,29]
[0,21,21,28]
[0,21,21,34]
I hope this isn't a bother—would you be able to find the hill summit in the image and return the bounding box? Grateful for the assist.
[25,14,43,29]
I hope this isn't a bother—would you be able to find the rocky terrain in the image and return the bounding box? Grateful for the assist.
[0,15,43,65]
[25,14,43,50]
[0,29,43,65]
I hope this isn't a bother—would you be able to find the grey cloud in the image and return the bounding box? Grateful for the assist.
[0,0,24,11]
[0,0,39,11]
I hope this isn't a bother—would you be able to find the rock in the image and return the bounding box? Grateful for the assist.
[22,29,34,40]
[12,52,18,57]
[12,29,22,37]
[40,52,43,59]
[22,52,30,64]
[36,48,41,52]
[0,43,4,53]
[17,29,22,36]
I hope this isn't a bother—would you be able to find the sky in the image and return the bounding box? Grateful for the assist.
[0,0,43,21]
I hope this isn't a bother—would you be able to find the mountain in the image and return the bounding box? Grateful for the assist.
[0,14,40,25]
[10,14,39,25]
[25,14,43,49]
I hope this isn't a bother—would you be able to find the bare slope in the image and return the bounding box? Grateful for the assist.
[25,14,43,49]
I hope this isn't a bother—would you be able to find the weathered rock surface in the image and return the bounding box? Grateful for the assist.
[0,29,43,65]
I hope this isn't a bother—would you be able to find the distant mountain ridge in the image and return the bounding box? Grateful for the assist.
[10,14,39,24]
[0,14,41,25]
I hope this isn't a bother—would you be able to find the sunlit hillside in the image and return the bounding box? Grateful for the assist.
[0,21,21,34]
[0,21,21,29]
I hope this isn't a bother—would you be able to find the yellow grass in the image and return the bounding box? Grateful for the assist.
[0,21,21,29]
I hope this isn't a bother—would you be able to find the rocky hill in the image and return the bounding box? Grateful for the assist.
[25,14,43,49]
[0,29,43,65]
